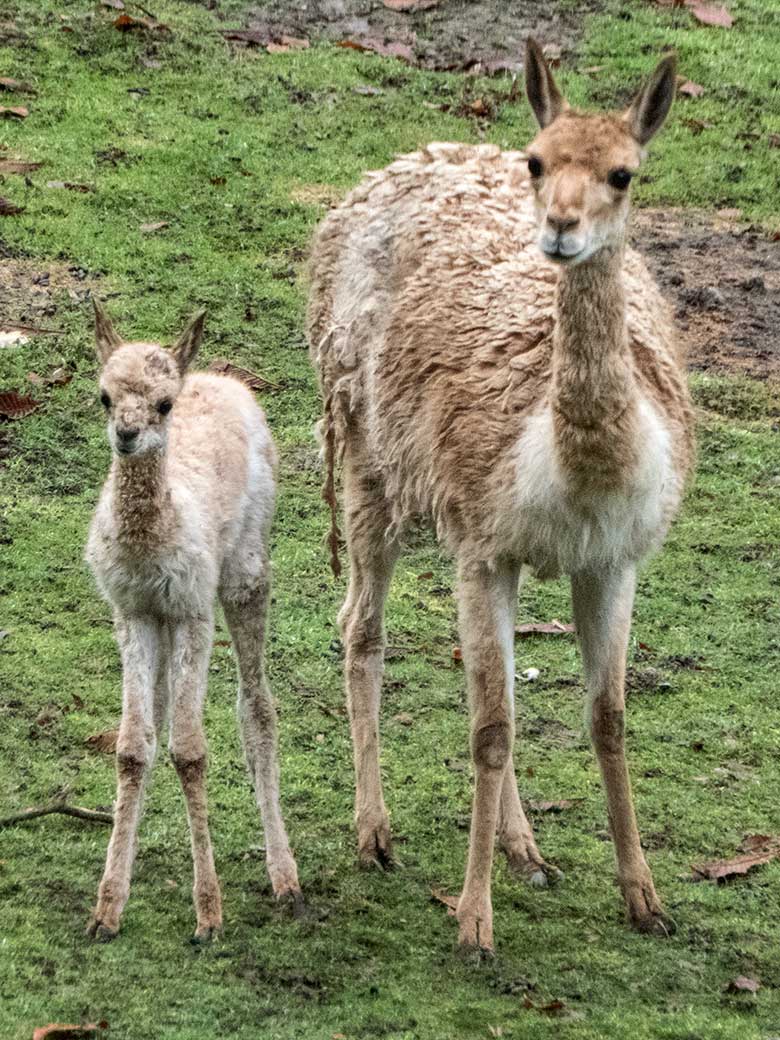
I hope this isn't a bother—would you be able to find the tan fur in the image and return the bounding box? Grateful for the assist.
[85,305,301,942]
[308,46,694,953]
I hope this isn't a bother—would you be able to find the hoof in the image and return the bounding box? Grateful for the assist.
[529,863,564,889]
[357,828,396,871]
[457,938,495,964]
[631,910,676,938]
[86,917,118,943]
[191,924,221,945]
[622,877,675,938]
[277,888,307,920]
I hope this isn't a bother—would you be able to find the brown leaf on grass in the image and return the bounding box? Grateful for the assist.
[0,197,24,215]
[139,220,169,232]
[452,646,463,662]
[691,834,780,881]
[523,995,568,1017]
[0,391,39,418]
[207,358,280,392]
[726,976,760,994]
[221,29,268,45]
[266,35,309,52]
[46,181,93,192]
[0,158,42,174]
[417,570,434,580]
[0,77,35,92]
[689,2,733,26]
[114,13,169,32]
[28,366,72,388]
[85,730,119,755]
[392,712,414,726]
[382,0,440,9]
[516,620,575,637]
[528,799,583,813]
[768,133,780,149]
[431,887,459,914]
[678,79,705,97]
[0,105,28,118]
[33,1025,106,1039]
[681,117,713,135]
[337,38,414,63]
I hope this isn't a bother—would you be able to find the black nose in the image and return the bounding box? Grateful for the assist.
[116,426,139,445]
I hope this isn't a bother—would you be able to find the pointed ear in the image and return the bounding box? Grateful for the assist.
[93,298,123,364]
[525,38,567,129]
[171,310,205,374]
[624,53,677,146]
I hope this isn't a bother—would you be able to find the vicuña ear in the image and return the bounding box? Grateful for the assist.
[93,298,123,364]
[171,310,206,373]
[624,53,677,146]
[525,38,567,129]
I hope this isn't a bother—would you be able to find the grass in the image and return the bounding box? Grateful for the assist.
[1,1,780,1037]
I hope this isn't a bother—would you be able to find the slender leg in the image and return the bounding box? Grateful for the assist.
[339,448,401,869]
[571,566,673,936]
[498,762,561,887]
[168,613,222,942]
[456,560,518,955]
[223,576,302,910]
[87,615,160,941]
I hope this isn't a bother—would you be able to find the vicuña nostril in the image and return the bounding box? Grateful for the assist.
[117,427,139,444]
[548,214,580,234]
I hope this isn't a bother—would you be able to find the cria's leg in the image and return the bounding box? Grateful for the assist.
[87,615,160,941]
[169,614,222,943]
[571,566,673,937]
[340,449,401,870]
[223,576,302,912]
[456,560,517,956]
[498,763,562,888]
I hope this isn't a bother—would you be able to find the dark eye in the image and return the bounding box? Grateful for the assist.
[157,399,173,416]
[100,391,111,409]
[608,167,633,191]
[528,155,544,179]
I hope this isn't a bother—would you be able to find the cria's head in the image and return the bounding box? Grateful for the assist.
[524,38,676,266]
[93,300,205,459]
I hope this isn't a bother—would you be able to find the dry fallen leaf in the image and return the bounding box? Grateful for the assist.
[0,105,28,119]
[528,799,583,813]
[431,887,459,914]
[392,712,413,726]
[114,13,169,32]
[689,2,733,26]
[452,646,463,662]
[0,76,34,92]
[768,133,780,149]
[28,366,72,387]
[0,197,24,215]
[382,0,440,9]
[0,329,29,347]
[0,391,39,418]
[85,730,119,755]
[726,975,760,994]
[678,79,705,98]
[266,35,309,52]
[208,358,280,391]
[516,620,575,637]
[337,38,414,63]
[139,220,169,233]
[692,834,780,881]
[33,1025,106,1039]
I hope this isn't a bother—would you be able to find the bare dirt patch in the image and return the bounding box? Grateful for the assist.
[229,0,603,71]
[632,209,780,379]
[0,255,96,330]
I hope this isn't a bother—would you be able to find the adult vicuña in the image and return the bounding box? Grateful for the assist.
[308,41,694,954]
[85,302,301,942]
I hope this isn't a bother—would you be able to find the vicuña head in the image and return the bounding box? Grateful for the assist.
[524,38,677,265]
[93,300,205,459]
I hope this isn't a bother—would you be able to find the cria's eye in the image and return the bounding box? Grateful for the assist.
[527,155,544,178]
[157,398,173,416]
[608,167,633,190]
[100,391,111,409]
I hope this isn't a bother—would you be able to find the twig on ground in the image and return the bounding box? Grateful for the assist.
[0,801,113,828]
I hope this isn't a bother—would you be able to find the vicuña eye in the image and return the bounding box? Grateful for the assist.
[157,398,173,416]
[608,167,633,190]
[100,391,111,409]
[527,155,544,178]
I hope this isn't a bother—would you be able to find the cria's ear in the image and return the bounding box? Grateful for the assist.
[525,38,567,129]
[93,298,123,364]
[171,310,206,373]
[624,53,677,145]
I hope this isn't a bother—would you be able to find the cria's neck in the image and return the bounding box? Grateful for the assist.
[112,449,172,546]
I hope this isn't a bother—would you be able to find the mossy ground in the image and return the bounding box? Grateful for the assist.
[1,2,779,1038]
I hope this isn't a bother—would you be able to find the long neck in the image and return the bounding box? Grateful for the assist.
[550,242,640,488]
[111,449,172,547]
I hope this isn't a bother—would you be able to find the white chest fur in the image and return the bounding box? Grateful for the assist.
[506,398,678,577]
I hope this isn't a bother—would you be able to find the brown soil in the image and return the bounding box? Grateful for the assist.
[0,256,96,329]
[632,209,780,379]
[232,0,602,71]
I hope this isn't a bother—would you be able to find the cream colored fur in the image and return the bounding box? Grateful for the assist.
[308,41,695,954]
[85,303,301,942]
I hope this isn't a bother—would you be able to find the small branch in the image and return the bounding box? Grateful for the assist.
[0,802,113,828]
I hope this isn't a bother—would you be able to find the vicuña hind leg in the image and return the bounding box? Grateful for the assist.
[571,565,673,937]
[340,447,401,869]
[498,761,562,887]
[223,580,301,911]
